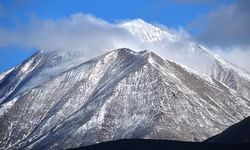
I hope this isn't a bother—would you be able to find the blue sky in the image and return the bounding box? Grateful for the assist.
[0,0,220,28]
[1,0,247,72]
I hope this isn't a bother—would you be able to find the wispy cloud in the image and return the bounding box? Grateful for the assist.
[0,13,142,58]
[214,46,250,73]
[183,0,250,72]
[190,0,250,47]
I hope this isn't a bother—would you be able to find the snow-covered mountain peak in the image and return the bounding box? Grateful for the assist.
[119,19,175,43]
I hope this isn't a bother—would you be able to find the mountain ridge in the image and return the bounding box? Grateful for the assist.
[1,48,250,149]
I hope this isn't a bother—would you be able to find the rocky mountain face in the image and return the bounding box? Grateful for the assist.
[211,59,250,100]
[0,20,250,149]
[0,49,250,149]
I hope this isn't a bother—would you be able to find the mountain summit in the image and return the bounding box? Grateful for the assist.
[0,48,250,149]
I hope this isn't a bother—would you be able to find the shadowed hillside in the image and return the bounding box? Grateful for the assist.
[73,139,249,150]
[206,116,250,143]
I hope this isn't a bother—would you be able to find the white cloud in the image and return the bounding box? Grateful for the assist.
[214,46,250,73]
[0,13,142,58]
[190,0,250,47]
[0,12,249,73]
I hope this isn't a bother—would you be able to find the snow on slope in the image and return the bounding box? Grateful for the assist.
[0,49,250,149]
[211,56,250,99]
[0,68,14,81]
[0,50,88,104]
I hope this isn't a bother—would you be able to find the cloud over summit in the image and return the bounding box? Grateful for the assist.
[0,12,190,60]
[0,13,140,55]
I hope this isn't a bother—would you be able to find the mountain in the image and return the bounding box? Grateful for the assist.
[1,48,250,149]
[0,20,250,149]
[206,116,250,143]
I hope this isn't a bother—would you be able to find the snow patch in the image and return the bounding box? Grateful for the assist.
[0,97,18,116]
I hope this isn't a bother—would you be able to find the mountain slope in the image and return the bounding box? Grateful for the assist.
[0,49,249,149]
[0,50,87,104]
[211,58,250,99]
